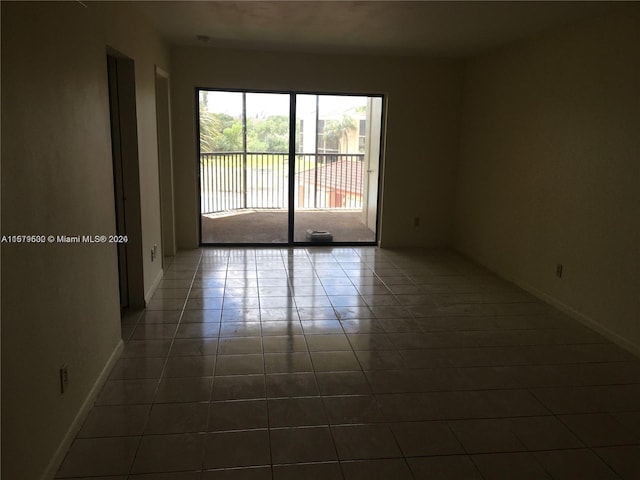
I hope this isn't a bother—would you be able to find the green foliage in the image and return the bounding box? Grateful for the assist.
[199,107,242,152]
[247,115,288,152]
[323,114,356,151]
[200,107,358,155]
[199,102,289,153]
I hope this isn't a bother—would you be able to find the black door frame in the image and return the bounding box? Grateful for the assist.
[196,87,385,247]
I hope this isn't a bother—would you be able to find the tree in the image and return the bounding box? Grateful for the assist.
[199,105,243,152]
[200,107,290,153]
[247,115,289,152]
[323,114,356,152]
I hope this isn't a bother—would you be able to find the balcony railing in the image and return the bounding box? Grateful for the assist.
[200,152,365,215]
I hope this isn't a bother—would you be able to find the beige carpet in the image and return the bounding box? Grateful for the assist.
[201,210,376,243]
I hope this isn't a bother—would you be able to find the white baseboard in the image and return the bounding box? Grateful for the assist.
[41,339,124,480]
[145,267,165,305]
[463,253,640,359]
[514,279,640,359]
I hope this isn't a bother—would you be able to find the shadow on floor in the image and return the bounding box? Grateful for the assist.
[201,209,376,243]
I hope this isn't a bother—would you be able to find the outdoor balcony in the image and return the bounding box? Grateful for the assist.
[200,152,377,244]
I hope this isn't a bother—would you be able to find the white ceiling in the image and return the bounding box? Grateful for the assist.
[133,1,618,58]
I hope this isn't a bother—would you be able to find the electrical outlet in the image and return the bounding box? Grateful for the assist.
[414,216,420,227]
[59,363,69,394]
[556,264,563,278]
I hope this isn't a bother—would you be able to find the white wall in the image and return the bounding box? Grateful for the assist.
[170,47,463,248]
[0,2,169,478]
[97,1,170,298]
[454,7,640,353]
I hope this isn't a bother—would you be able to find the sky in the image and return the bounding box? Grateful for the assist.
[200,91,368,119]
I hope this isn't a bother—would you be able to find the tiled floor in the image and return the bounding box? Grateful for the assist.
[57,247,640,479]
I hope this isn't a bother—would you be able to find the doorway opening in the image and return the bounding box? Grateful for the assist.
[107,51,145,313]
[198,90,384,245]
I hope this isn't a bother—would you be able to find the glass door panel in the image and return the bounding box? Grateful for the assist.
[199,90,290,243]
[294,94,382,243]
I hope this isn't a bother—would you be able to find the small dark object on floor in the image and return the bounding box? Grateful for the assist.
[306,229,333,242]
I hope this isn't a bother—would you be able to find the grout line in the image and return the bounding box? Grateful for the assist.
[200,249,227,472]
[60,246,640,478]
[125,251,204,477]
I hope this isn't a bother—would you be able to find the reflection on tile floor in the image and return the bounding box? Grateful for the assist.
[58,247,640,479]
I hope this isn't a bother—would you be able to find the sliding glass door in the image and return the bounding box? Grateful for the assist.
[199,90,290,243]
[198,89,383,245]
[294,94,382,243]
